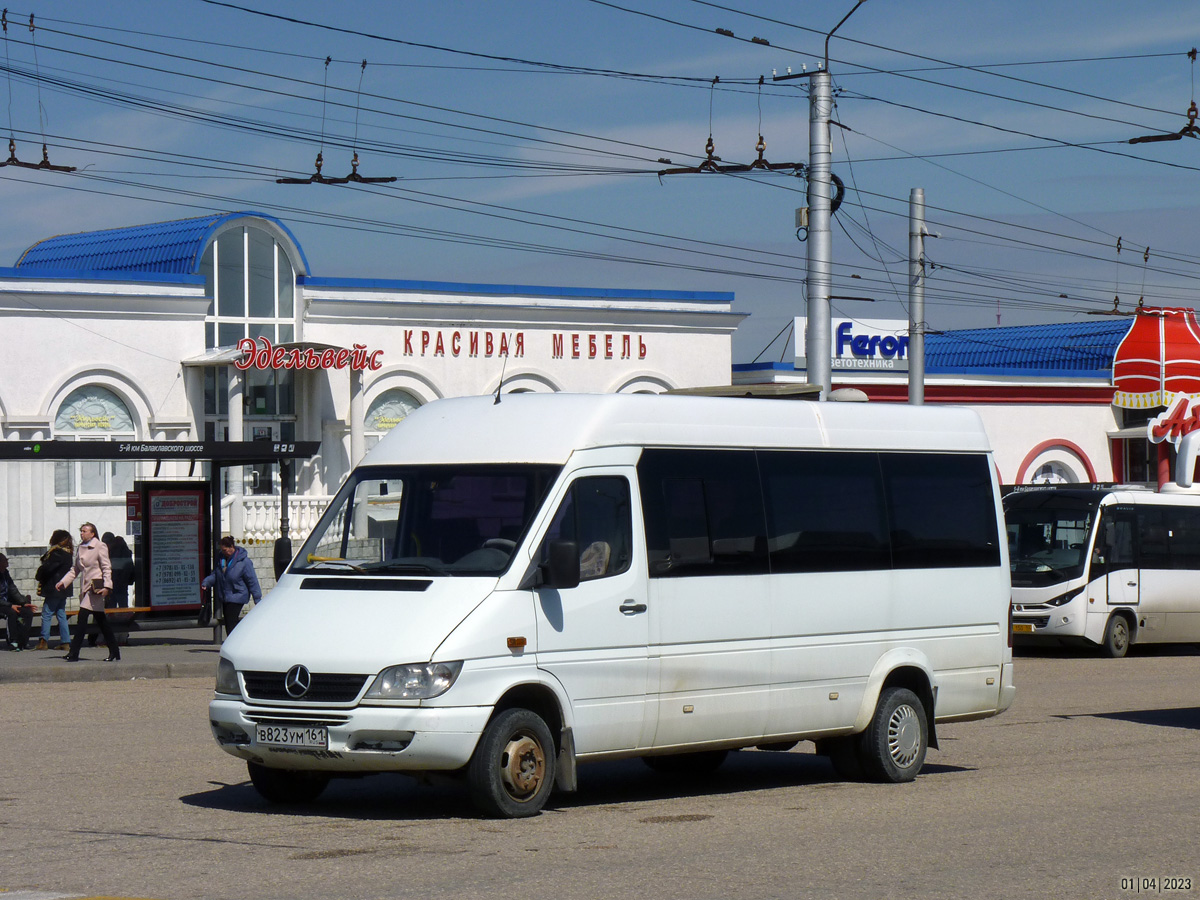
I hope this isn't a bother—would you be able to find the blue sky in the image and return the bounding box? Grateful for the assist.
[2,0,1198,361]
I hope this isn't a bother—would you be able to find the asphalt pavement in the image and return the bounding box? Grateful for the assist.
[0,624,221,683]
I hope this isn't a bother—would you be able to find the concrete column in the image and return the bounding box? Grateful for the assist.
[227,365,244,538]
[350,368,365,470]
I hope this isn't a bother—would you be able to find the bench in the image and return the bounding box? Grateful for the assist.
[68,606,154,646]
[3,606,153,647]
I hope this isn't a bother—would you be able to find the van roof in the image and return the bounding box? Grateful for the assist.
[364,393,992,466]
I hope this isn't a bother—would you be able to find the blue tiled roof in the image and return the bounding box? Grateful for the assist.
[926,319,1133,376]
[732,318,1135,379]
[14,211,308,276]
[300,275,735,303]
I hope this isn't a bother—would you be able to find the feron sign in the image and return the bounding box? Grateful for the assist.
[795,317,910,372]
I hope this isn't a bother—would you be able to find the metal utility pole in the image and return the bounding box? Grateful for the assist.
[806,70,834,399]
[776,1,868,399]
[908,187,926,405]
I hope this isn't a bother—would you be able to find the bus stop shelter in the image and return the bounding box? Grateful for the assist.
[0,439,320,636]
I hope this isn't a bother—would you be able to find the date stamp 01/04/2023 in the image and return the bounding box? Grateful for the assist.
[1120,877,1194,895]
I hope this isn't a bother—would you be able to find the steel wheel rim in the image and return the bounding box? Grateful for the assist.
[499,732,546,800]
[887,704,921,768]
[1113,621,1129,651]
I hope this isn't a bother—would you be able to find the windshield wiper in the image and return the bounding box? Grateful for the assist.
[303,560,367,574]
[362,560,449,575]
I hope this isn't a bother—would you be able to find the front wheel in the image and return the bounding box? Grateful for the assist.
[859,687,928,783]
[247,762,330,804]
[467,708,556,818]
[1103,614,1131,658]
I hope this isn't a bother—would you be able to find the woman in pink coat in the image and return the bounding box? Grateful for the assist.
[57,522,119,662]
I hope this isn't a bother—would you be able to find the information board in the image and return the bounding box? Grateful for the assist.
[143,483,209,610]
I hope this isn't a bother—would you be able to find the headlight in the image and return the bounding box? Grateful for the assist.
[1047,587,1085,607]
[215,657,241,696]
[364,661,463,700]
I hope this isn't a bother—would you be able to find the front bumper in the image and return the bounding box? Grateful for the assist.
[209,697,492,772]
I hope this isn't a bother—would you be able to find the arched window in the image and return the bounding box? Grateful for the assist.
[365,389,422,452]
[1031,461,1077,485]
[201,224,298,453]
[54,385,136,498]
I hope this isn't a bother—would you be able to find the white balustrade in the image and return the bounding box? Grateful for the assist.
[219,495,332,542]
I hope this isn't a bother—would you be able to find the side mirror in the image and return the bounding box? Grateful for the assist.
[542,540,580,590]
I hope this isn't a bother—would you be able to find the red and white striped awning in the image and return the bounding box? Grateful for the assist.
[1112,307,1200,409]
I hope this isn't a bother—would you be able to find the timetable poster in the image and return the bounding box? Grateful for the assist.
[147,488,206,608]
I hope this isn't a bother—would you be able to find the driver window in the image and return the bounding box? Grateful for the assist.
[540,476,633,582]
[1093,511,1135,577]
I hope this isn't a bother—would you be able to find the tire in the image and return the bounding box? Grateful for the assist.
[642,749,729,776]
[816,737,865,781]
[467,708,556,818]
[247,762,330,804]
[858,687,928,783]
[1103,614,1131,659]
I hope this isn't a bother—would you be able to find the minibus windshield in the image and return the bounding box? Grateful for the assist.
[292,464,560,577]
[1004,491,1100,587]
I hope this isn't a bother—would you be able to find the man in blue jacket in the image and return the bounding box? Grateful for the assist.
[201,536,262,636]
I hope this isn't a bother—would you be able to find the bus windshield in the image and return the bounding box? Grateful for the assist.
[1004,491,1101,587]
[293,463,561,577]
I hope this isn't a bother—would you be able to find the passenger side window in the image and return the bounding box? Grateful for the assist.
[540,476,632,582]
[1135,507,1171,569]
[1163,506,1200,570]
[758,450,889,572]
[638,449,768,577]
[881,453,1000,569]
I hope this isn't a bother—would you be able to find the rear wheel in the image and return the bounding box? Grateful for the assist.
[642,749,729,776]
[467,708,556,818]
[859,687,928,783]
[247,762,330,804]
[1103,614,1131,658]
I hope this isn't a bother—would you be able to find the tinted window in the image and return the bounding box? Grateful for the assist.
[758,451,889,572]
[541,476,633,581]
[1136,507,1171,569]
[881,453,1000,569]
[638,449,767,577]
[1136,505,1200,570]
[1164,506,1200,569]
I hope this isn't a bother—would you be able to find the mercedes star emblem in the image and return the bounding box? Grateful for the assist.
[284,664,312,698]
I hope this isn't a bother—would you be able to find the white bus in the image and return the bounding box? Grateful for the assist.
[1006,485,1200,657]
[209,393,1015,817]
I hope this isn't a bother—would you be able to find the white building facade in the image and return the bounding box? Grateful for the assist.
[0,211,743,551]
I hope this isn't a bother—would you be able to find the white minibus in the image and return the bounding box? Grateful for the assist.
[1007,484,1200,657]
[209,393,1015,817]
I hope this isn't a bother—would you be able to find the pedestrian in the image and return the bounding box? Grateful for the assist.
[57,522,119,662]
[34,529,74,650]
[201,536,262,635]
[108,536,135,608]
[1,552,35,651]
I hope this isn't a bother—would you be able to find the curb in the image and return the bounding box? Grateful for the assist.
[0,660,216,684]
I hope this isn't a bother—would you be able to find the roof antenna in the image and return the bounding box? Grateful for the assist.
[493,345,509,405]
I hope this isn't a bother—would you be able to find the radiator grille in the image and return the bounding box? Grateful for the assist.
[242,671,370,703]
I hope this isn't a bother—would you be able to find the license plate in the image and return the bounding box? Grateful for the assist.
[1012,622,1035,634]
[254,724,328,749]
